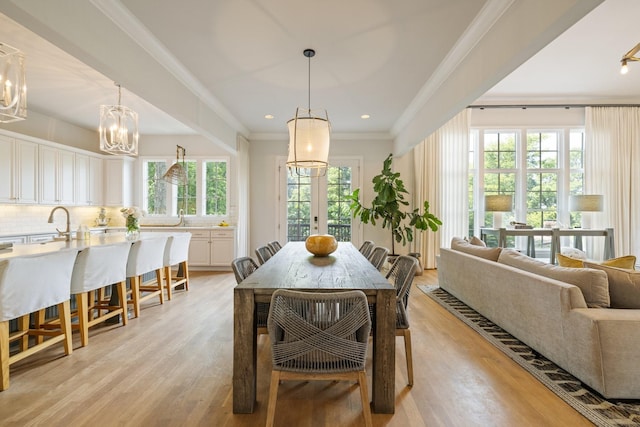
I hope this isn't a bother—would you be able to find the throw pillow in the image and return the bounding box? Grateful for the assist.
[600,255,637,270]
[556,253,585,268]
[451,237,501,261]
[561,247,587,260]
[498,249,610,308]
[583,261,640,309]
[469,236,486,247]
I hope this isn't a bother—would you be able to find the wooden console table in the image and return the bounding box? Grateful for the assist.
[480,227,615,264]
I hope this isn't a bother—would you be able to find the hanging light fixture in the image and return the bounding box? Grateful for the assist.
[99,82,139,155]
[286,48,331,177]
[0,42,27,123]
[620,42,640,74]
[163,145,187,185]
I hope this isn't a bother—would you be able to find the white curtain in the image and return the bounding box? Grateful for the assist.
[236,135,250,257]
[585,107,640,257]
[413,109,470,268]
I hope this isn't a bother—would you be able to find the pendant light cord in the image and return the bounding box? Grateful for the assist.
[308,53,311,111]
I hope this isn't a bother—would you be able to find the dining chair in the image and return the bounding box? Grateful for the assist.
[0,250,78,391]
[126,235,169,318]
[387,255,419,386]
[162,233,192,300]
[70,241,131,347]
[367,246,389,271]
[231,256,268,335]
[255,245,275,265]
[266,289,372,427]
[358,240,375,258]
[267,240,282,254]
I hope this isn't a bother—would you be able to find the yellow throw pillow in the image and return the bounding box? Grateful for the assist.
[556,253,584,268]
[601,255,636,270]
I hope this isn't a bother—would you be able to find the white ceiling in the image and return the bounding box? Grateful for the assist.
[1,0,637,153]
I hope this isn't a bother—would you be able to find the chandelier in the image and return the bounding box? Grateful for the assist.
[99,83,139,155]
[163,145,187,185]
[286,49,330,177]
[0,42,27,123]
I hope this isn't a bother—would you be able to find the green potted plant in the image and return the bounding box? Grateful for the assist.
[348,153,441,256]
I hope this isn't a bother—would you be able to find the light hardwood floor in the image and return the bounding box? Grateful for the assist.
[0,270,594,427]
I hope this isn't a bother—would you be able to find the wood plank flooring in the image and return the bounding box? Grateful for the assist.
[0,270,594,426]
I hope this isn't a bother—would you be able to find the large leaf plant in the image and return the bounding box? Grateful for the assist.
[348,153,441,255]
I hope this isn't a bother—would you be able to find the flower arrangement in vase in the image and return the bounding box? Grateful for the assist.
[121,206,145,239]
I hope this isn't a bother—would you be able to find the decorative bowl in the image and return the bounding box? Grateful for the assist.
[305,234,338,257]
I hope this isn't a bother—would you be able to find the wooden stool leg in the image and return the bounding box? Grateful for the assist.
[77,292,90,347]
[404,329,413,387]
[116,281,128,325]
[58,300,73,355]
[34,309,46,344]
[130,276,141,318]
[181,261,189,291]
[87,290,96,321]
[18,314,29,351]
[164,266,173,300]
[0,321,9,391]
[266,370,281,427]
[358,370,373,427]
[156,269,164,305]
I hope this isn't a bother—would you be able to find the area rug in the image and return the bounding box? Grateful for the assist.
[417,285,640,427]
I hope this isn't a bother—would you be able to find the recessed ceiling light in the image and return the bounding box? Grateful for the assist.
[264,114,274,119]
[361,114,370,119]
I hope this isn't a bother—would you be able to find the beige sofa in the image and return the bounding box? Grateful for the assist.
[437,239,640,399]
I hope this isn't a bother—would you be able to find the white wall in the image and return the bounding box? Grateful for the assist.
[248,136,393,253]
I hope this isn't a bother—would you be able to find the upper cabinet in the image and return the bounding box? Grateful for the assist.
[75,154,104,206]
[0,136,38,204]
[39,145,75,205]
[104,157,134,207]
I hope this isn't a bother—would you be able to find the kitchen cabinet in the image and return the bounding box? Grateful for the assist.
[210,229,235,266]
[0,136,38,204]
[104,157,134,207]
[75,154,103,206]
[39,145,75,205]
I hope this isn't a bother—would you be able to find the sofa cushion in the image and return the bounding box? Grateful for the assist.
[498,249,610,308]
[468,236,486,247]
[557,254,637,270]
[557,253,584,268]
[583,262,640,309]
[561,246,587,260]
[451,237,501,261]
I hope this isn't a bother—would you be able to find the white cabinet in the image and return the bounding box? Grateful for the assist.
[210,229,235,266]
[39,145,75,205]
[188,230,212,266]
[104,157,134,207]
[182,228,235,269]
[0,136,38,204]
[75,154,103,206]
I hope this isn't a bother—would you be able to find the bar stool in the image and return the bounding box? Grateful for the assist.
[0,250,78,391]
[70,242,131,347]
[126,235,169,318]
[163,233,192,300]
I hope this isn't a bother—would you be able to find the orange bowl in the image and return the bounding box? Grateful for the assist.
[305,234,338,257]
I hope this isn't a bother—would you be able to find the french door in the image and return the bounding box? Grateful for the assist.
[278,157,362,246]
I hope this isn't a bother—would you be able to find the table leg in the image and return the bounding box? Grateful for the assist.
[372,288,395,414]
[233,289,258,413]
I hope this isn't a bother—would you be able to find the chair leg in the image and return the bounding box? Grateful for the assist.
[17,315,29,351]
[58,300,73,356]
[266,370,281,427]
[181,261,189,291]
[156,268,165,305]
[404,328,413,387]
[164,266,173,300]
[0,321,9,391]
[358,370,373,427]
[77,292,90,347]
[116,281,128,325]
[34,309,46,344]
[130,276,141,318]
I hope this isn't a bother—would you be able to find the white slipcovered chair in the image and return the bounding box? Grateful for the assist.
[126,235,168,318]
[70,241,131,347]
[162,233,192,300]
[0,250,78,391]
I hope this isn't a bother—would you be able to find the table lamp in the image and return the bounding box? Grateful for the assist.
[569,194,603,228]
[485,194,513,228]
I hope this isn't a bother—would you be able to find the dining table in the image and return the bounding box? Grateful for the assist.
[233,241,397,414]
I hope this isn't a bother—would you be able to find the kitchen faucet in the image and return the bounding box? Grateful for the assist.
[48,206,71,241]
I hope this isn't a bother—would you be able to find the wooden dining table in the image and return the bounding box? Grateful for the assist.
[233,241,397,414]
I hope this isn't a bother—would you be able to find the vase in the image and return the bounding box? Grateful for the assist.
[126,217,140,240]
[305,234,338,256]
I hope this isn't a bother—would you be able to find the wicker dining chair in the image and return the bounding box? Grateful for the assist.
[367,246,389,271]
[267,240,282,254]
[266,289,372,427]
[255,245,275,265]
[231,256,268,335]
[388,255,419,386]
[358,240,375,258]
